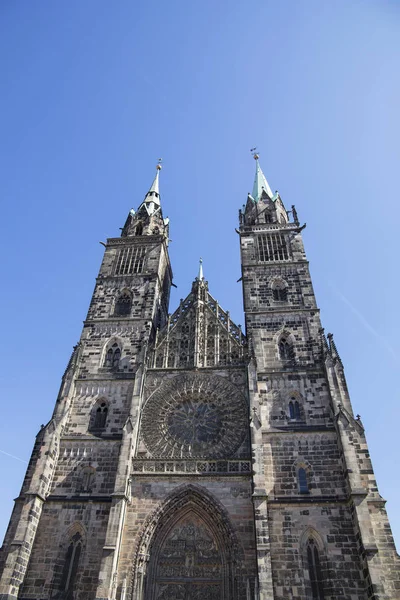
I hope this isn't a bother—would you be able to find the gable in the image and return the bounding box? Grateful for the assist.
[151,283,247,369]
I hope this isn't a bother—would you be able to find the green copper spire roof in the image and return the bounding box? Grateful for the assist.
[144,164,161,205]
[252,155,273,202]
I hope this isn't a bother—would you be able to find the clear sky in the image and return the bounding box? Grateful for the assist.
[0,1,399,549]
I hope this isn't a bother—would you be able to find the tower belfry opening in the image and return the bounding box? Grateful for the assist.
[0,159,398,600]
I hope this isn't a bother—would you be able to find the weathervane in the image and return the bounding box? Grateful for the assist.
[156,158,163,170]
[250,147,259,160]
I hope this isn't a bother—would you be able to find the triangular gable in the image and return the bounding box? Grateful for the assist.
[151,282,247,369]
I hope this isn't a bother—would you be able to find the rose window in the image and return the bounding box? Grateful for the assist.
[141,373,247,459]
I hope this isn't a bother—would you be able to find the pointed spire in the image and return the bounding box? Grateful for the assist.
[144,162,162,205]
[198,257,204,280]
[252,153,273,202]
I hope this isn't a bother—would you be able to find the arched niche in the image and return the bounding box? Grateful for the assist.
[131,485,244,600]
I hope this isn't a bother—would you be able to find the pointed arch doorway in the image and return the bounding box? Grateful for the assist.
[151,511,222,599]
[133,486,242,600]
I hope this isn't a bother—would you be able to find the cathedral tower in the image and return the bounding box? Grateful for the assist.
[239,155,399,600]
[0,159,398,600]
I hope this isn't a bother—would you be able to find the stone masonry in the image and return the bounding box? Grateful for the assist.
[0,160,398,600]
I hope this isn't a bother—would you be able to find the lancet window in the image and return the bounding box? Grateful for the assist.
[279,335,294,361]
[307,539,325,599]
[104,343,121,368]
[91,401,108,431]
[59,532,83,599]
[289,400,301,420]
[298,467,309,493]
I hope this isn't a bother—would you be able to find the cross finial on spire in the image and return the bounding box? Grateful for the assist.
[250,147,259,160]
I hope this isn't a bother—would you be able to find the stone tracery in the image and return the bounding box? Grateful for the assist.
[130,485,245,600]
[141,373,247,459]
[151,277,247,369]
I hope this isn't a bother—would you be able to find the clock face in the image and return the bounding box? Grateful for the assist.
[141,373,247,459]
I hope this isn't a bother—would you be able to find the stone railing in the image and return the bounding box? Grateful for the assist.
[132,459,251,475]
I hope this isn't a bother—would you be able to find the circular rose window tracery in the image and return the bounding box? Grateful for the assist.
[141,373,247,459]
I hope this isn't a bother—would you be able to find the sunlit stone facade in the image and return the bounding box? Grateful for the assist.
[0,161,398,600]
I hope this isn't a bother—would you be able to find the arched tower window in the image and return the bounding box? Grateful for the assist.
[279,335,294,360]
[135,222,143,236]
[271,278,288,302]
[273,286,288,301]
[91,401,108,431]
[307,539,325,599]
[104,343,121,368]
[298,467,309,493]
[289,400,301,420]
[265,211,273,223]
[59,532,83,599]
[114,290,132,316]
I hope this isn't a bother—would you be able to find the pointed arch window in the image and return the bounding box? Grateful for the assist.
[273,286,288,302]
[298,467,309,493]
[271,278,288,302]
[92,401,108,431]
[307,539,324,599]
[114,291,132,316]
[279,336,294,361]
[135,222,143,236]
[265,212,273,223]
[112,347,121,367]
[104,343,121,368]
[59,532,82,599]
[289,400,301,420]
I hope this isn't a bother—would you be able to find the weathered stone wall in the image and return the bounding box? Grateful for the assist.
[19,500,110,599]
[268,503,367,599]
[117,478,257,600]
[240,207,400,600]
[64,380,134,436]
[49,439,121,497]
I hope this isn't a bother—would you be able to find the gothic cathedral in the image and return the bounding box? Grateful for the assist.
[0,158,398,600]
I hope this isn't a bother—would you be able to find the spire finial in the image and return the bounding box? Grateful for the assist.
[198,257,204,280]
[145,160,162,204]
[250,149,273,201]
[250,147,258,160]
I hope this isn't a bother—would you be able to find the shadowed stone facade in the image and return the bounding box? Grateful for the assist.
[0,160,398,600]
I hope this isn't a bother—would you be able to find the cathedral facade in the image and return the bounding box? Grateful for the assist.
[0,159,398,600]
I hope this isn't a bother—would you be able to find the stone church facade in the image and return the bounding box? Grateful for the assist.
[0,159,398,600]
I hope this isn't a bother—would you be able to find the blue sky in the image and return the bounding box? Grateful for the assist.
[0,1,399,549]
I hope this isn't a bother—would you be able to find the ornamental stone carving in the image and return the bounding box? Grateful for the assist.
[141,373,247,459]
